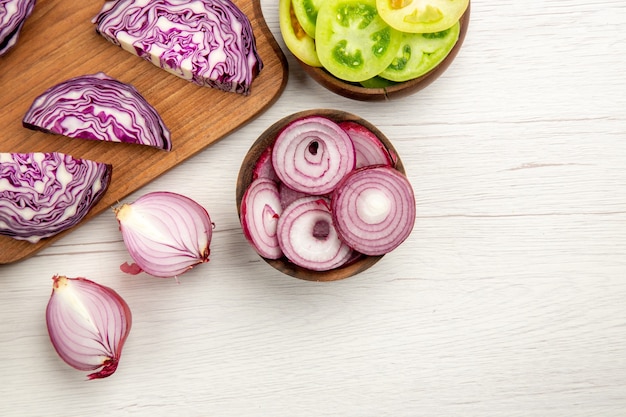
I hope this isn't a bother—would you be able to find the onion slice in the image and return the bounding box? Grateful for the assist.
[272,116,356,195]
[252,145,278,182]
[46,275,132,380]
[331,165,415,256]
[278,182,308,209]
[0,0,35,56]
[338,121,393,168]
[23,72,172,151]
[0,152,112,243]
[114,191,213,278]
[277,196,353,271]
[93,0,263,95]
[240,177,283,259]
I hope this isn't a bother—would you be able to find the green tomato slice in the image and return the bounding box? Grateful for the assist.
[279,0,323,67]
[376,0,469,33]
[378,21,460,82]
[292,0,324,39]
[359,76,398,88]
[315,0,403,83]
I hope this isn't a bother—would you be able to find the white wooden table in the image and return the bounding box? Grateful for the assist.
[2,1,625,415]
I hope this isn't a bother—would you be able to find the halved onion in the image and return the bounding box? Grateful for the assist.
[46,275,132,380]
[331,165,415,256]
[115,191,213,278]
[240,178,283,259]
[277,196,353,271]
[272,116,355,195]
[338,121,393,168]
[23,72,172,150]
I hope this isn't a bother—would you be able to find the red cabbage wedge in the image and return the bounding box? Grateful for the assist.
[0,0,35,56]
[93,0,263,95]
[0,152,112,243]
[22,72,172,150]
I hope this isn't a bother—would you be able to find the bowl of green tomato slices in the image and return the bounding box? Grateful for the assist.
[279,0,471,101]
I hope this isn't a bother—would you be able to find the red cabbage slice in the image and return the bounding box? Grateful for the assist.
[22,73,172,151]
[0,0,35,56]
[93,0,263,95]
[0,152,112,243]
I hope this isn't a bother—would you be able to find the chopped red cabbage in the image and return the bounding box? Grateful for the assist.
[0,0,35,56]
[0,152,112,243]
[93,0,263,95]
[22,72,172,150]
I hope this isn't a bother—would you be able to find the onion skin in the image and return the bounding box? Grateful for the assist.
[114,191,213,278]
[272,116,356,195]
[93,0,263,95]
[22,72,172,151]
[45,275,132,380]
[0,152,112,243]
[331,165,416,256]
[277,196,353,271]
[0,0,35,56]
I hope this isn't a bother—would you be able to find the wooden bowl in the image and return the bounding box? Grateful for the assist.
[236,109,406,281]
[296,2,471,101]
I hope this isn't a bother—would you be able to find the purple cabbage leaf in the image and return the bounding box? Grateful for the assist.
[92,0,263,95]
[0,152,112,243]
[0,0,35,56]
[22,72,172,151]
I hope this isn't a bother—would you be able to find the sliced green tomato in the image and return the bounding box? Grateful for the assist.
[378,21,460,82]
[359,76,398,88]
[315,0,403,83]
[292,0,324,39]
[279,0,322,67]
[376,0,469,33]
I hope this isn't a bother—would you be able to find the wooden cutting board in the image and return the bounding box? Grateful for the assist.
[0,0,288,264]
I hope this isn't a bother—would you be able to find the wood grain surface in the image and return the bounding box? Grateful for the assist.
[1,1,625,416]
[0,0,288,263]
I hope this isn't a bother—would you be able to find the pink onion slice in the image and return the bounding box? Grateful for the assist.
[252,145,278,182]
[277,196,353,271]
[22,72,172,150]
[331,165,416,256]
[278,182,308,209]
[46,275,132,380]
[240,177,283,259]
[272,116,356,195]
[338,121,393,168]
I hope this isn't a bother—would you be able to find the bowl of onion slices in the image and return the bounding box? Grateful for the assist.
[236,109,416,281]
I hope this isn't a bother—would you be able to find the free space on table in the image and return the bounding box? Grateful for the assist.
[1,1,625,416]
